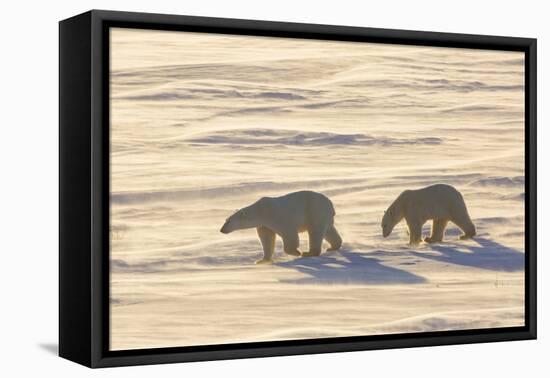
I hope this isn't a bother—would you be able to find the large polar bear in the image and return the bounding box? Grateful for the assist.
[381,184,476,245]
[220,190,342,263]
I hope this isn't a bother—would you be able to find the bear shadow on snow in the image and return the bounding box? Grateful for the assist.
[276,249,426,285]
[411,237,524,272]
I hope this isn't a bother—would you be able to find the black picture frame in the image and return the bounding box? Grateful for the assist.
[59,9,537,368]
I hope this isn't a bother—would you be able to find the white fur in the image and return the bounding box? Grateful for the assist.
[221,191,342,263]
[381,184,476,245]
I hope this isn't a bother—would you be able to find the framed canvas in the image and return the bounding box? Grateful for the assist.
[59,10,537,368]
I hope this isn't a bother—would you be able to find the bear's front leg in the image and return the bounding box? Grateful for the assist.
[406,218,423,246]
[256,226,275,264]
[282,232,301,257]
[302,225,326,257]
[451,216,476,240]
[325,224,342,251]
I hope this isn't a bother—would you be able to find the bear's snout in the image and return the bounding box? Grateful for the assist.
[220,222,230,234]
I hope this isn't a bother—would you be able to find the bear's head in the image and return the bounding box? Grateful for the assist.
[220,207,257,234]
[381,208,397,238]
[381,191,408,237]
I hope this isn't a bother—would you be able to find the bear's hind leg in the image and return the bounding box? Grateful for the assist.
[325,224,342,251]
[282,232,301,257]
[425,219,448,243]
[256,226,275,264]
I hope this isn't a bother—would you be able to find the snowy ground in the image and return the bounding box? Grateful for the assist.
[109,28,525,350]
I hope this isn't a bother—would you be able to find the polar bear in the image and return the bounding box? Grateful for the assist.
[220,190,342,263]
[381,184,476,245]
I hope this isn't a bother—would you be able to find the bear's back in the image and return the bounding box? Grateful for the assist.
[416,184,461,200]
[274,191,335,220]
[405,184,465,218]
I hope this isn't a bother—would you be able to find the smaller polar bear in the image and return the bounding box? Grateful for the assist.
[381,184,476,245]
[220,191,342,263]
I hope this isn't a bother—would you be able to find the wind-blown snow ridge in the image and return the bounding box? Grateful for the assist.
[469,176,525,187]
[116,87,309,101]
[111,178,367,205]
[252,307,524,341]
[189,129,443,147]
